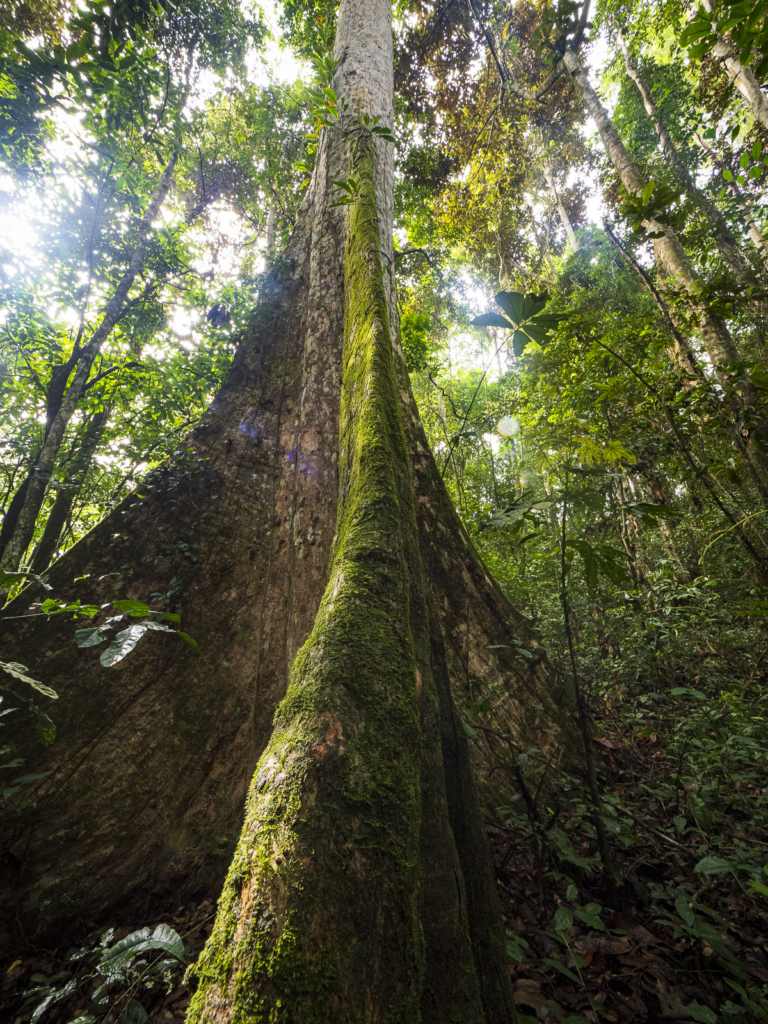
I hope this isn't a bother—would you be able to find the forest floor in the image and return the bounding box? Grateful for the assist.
[3,734,768,1024]
[491,724,768,1024]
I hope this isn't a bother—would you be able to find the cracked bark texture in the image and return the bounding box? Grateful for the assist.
[1,0,572,1015]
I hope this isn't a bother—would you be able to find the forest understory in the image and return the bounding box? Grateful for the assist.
[4,0,768,1019]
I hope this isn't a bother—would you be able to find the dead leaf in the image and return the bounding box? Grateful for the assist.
[575,936,631,955]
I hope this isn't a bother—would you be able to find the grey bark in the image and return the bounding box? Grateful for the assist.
[700,0,768,130]
[543,162,579,252]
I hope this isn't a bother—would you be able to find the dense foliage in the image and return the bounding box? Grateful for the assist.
[5,0,768,1019]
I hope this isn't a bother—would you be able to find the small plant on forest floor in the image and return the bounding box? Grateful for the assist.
[12,924,188,1024]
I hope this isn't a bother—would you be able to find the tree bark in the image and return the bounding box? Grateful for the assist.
[28,407,111,574]
[543,162,579,253]
[0,0,577,1016]
[700,0,768,130]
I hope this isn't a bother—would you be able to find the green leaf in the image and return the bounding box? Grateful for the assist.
[31,981,77,1023]
[749,165,763,178]
[574,902,605,930]
[99,924,185,977]
[541,957,581,983]
[526,313,568,329]
[521,324,548,345]
[512,330,529,357]
[753,139,763,159]
[74,627,108,648]
[740,151,750,170]
[100,624,148,667]
[694,856,733,875]
[682,1004,718,1024]
[641,179,655,204]
[470,312,515,329]
[554,906,573,931]
[495,290,525,323]
[675,896,695,927]
[118,999,148,1024]
[0,661,58,699]
[112,600,153,616]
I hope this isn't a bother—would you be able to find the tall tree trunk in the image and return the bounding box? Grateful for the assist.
[700,0,768,130]
[563,47,768,497]
[543,162,579,253]
[618,32,756,283]
[0,0,575,1015]
[28,407,111,574]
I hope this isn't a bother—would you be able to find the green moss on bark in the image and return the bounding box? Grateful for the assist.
[185,127,511,1023]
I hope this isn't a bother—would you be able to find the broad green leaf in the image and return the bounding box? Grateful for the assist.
[512,330,529,357]
[99,924,185,976]
[541,957,581,983]
[520,294,546,320]
[470,312,515,329]
[553,906,573,931]
[641,179,655,204]
[521,324,548,345]
[31,981,77,1023]
[75,627,108,648]
[100,624,148,668]
[112,600,153,616]
[118,1000,148,1024]
[0,661,58,699]
[176,631,198,649]
[495,290,525,323]
[141,621,177,634]
[526,313,568,329]
[682,1005,718,1024]
[675,896,695,927]
[574,902,605,930]
[694,856,733,875]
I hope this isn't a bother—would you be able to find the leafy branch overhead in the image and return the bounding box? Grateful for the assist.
[470,290,568,357]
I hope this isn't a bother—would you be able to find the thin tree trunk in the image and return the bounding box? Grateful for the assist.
[0,147,179,575]
[28,407,111,574]
[265,202,276,256]
[700,0,768,130]
[543,162,579,252]
[618,31,755,283]
[563,47,768,494]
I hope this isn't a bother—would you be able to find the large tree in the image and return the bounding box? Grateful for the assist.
[0,0,572,1018]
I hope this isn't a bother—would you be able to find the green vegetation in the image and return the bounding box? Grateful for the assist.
[4,0,768,1019]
